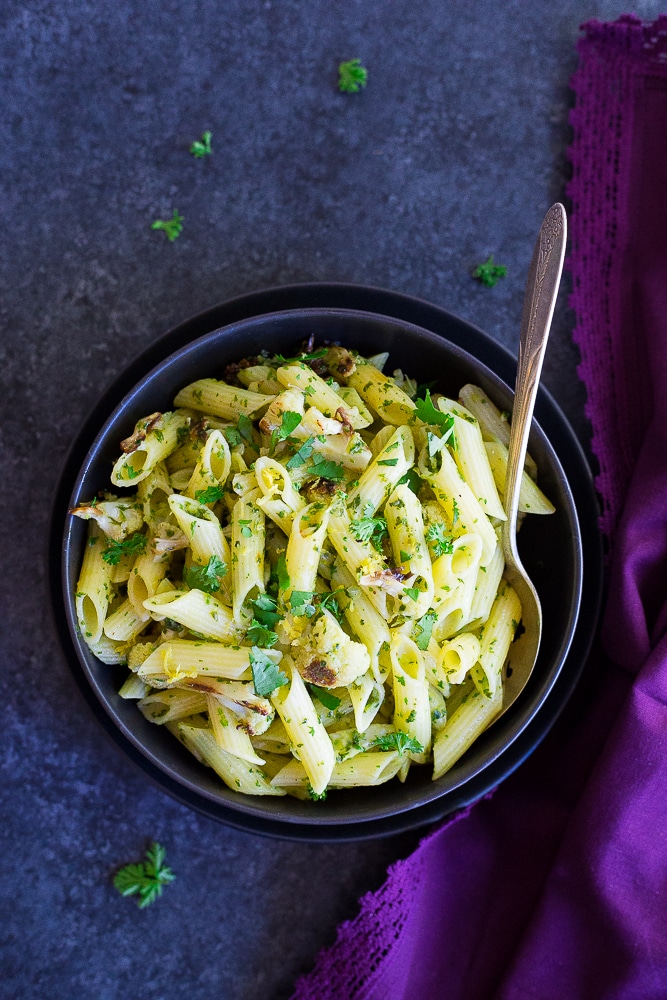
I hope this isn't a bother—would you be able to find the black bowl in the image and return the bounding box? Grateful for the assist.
[59,304,586,837]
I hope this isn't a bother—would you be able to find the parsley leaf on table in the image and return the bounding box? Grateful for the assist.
[338,58,368,93]
[250,646,288,697]
[190,130,212,158]
[151,210,184,242]
[102,532,147,566]
[113,842,175,909]
[473,255,507,287]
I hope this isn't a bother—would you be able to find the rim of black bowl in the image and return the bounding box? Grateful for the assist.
[50,283,602,841]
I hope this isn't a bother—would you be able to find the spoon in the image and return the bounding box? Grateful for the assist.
[498,202,567,716]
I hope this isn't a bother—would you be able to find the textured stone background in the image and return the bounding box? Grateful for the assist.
[2,2,663,998]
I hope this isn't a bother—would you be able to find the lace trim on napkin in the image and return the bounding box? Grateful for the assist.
[568,15,667,547]
[290,802,481,1000]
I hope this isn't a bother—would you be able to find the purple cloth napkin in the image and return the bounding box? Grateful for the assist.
[292,15,667,999]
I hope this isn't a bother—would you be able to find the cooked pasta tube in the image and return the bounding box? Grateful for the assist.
[103,598,148,643]
[75,522,114,646]
[483,440,555,515]
[138,688,208,723]
[183,430,231,501]
[348,670,384,732]
[345,358,416,425]
[384,484,434,619]
[459,383,538,480]
[207,696,266,765]
[177,723,285,796]
[111,411,190,487]
[330,559,391,664]
[436,397,506,520]
[127,551,170,620]
[276,363,370,428]
[254,456,305,532]
[136,639,261,683]
[418,441,497,565]
[471,580,521,700]
[389,633,431,763]
[270,658,335,796]
[438,633,482,685]
[432,687,502,780]
[346,426,415,516]
[231,489,265,620]
[143,589,240,642]
[174,379,272,420]
[285,501,331,596]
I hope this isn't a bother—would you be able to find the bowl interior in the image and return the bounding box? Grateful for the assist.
[62,307,582,828]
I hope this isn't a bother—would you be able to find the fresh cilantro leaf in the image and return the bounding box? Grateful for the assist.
[276,554,291,592]
[246,621,279,647]
[404,586,421,601]
[238,519,253,538]
[274,349,328,363]
[350,512,388,552]
[184,554,228,593]
[414,390,456,442]
[338,58,368,93]
[194,485,224,504]
[317,588,345,621]
[413,610,437,650]
[308,685,341,711]
[290,590,317,618]
[309,457,345,481]
[286,437,315,469]
[371,732,424,756]
[250,593,283,627]
[102,532,147,566]
[473,254,507,287]
[151,209,183,242]
[279,410,303,440]
[190,129,212,158]
[113,842,175,909]
[377,458,398,467]
[224,426,242,447]
[250,646,288,697]
[426,522,454,557]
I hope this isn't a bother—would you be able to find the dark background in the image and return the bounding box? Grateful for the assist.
[2,3,661,998]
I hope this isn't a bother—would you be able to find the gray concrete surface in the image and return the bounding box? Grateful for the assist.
[2,2,661,998]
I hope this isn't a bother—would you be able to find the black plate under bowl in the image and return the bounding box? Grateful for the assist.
[50,284,602,841]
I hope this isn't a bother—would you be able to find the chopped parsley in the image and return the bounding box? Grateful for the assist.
[184,554,228,593]
[286,437,315,469]
[371,732,424,756]
[250,646,288,697]
[473,255,507,287]
[404,586,421,602]
[271,410,303,452]
[426,522,454,557]
[308,685,341,711]
[307,784,328,801]
[350,510,388,552]
[377,458,398,467]
[398,468,422,494]
[251,593,282,625]
[112,842,175,909]
[338,58,368,93]
[414,391,457,446]
[190,129,212,158]
[275,553,291,592]
[237,414,254,446]
[102,532,147,566]
[238,519,253,538]
[151,209,183,242]
[246,621,279,648]
[309,456,345,481]
[290,590,317,618]
[413,610,437,650]
[194,485,224,504]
